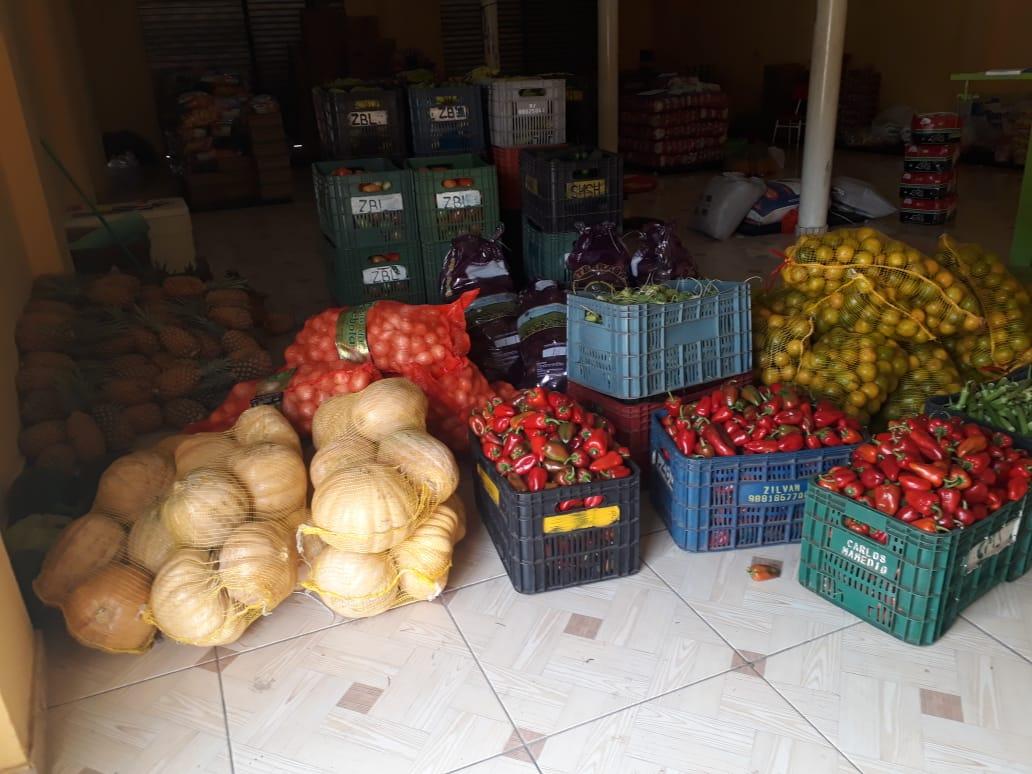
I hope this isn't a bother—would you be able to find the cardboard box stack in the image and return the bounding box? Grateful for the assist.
[900,113,960,225]
[619,80,728,170]
[246,96,292,202]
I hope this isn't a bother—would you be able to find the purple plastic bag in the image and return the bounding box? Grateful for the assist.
[628,221,699,285]
[517,280,567,390]
[565,222,629,293]
[439,225,512,301]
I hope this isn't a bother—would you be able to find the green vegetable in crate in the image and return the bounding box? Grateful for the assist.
[947,374,1032,435]
[879,344,963,421]
[592,282,716,306]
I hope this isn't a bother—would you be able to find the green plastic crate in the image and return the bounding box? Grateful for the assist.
[406,154,500,242]
[312,160,417,247]
[799,485,1030,646]
[522,217,576,283]
[419,239,452,303]
[322,237,426,306]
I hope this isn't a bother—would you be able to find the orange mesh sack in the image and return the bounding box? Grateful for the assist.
[34,404,306,653]
[297,378,465,618]
[793,327,909,424]
[879,343,963,421]
[935,235,1032,375]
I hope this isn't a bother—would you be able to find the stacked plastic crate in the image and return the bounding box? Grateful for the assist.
[520,147,623,284]
[619,86,729,171]
[900,113,960,225]
[406,154,501,302]
[312,82,407,161]
[312,159,424,305]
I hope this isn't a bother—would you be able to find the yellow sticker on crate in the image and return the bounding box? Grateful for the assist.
[565,179,606,199]
[477,465,500,506]
[542,505,620,534]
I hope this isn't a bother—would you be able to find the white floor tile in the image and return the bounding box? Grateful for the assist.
[218,599,519,773]
[445,565,739,738]
[47,664,230,773]
[642,529,857,655]
[960,571,1032,661]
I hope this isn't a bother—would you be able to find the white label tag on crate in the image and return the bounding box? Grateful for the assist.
[348,110,388,126]
[350,193,404,215]
[566,179,606,199]
[362,264,408,285]
[435,190,482,209]
[542,345,566,358]
[517,102,545,116]
[964,516,1022,574]
[493,333,520,348]
[430,105,469,122]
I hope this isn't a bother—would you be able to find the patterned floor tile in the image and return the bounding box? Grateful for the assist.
[450,752,540,773]
[217,590,345,656]
[42,608,214,707]
[642,529,857,655]
[219,599,520,773]
[960,571,1032,661]
[47,664,230,773]
[445,565,739,738]
[530,665,851,774]
[762,618,1032,772]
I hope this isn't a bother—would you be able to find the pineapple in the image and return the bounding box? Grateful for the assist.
[22,351,76,371]
[139,284,165,305]
[85,271,140,308]
[123,402,164,434]
[91,403,136,452]
[24,299,76,318]
[222,330,259,353]
[196,332,223,361]
[109,354,160,381]
[156,363,203,400]
[150,352,176,370]
[208,305,253,330]
[19,420,68,459]
[162,398,207,429]
[93,332,137,358]
[66,411,106,461]
[129,326,161,354]
[227,348,273,381]
[20,390,69,424]
[163,275,205,298]
[158,325,200,357]
[205,288,250,308]
[17,364,72,394]
[15,312,74,353]
[103,377,154,407]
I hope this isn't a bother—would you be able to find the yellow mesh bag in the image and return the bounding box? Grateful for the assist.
[793,327,909,424]
[297,378,464,618]
[879,343,964,421]
[935,235,1032,374]
[34,404,306,653]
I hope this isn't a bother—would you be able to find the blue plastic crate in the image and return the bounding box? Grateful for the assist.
[649,411,858,552]
[566,279,752,400]
[407,85,486,156]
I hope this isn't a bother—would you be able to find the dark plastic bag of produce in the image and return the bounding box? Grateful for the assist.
[517,280,567,390]
[565,221,629,293]
[627,221,698,285]
[439,225,512,301]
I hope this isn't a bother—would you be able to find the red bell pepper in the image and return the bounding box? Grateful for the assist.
[907,461,945,488]
[557,498,584,512]
[482,439,503,461]
[939,487,962,515]
[814,402,844,429]
[777,433,805,453]
[873,484,901,516]
[956,434,988,458]
[589,450,623,473]
[774,408,803,425]
[955,507,976,526]
[944,465,972,489]
[842,481,864,499]
[897,505,921,523]
[525,466,548,492]
[542,440,569,463]
[961,452,991,475]
[743,439,780,454]
[711,403,733,423]
[502,433,523,459]
[701,423,737,457]
[675,429,697,457]
[844,517,870,536]
[469,413,488,437]
[584,495,604,508]
[608,465,632,479]
[696,439,715,458]
[878,456,901,482]
[987,490,1004,511]
[911,517,940,533]
[506,472,528,491]
[512,454,539,475]
[567,449,589,468]
[694,395,712,418]
[1008,477,1029,502]
[860,467,885,489]
[965,480,989,504]
[582,428,608,458]
[853,443,880,466]
[511,411,548,432]
[495,458,514,475]
[899,473,932,492]
[839,427,863,445]
[816,429,843,447]
[521,387,548,410]
[905,489,940,516]
[493,403,516,419]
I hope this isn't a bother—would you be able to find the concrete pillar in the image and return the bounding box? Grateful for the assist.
[597,0,618,151]
[482,0,500,71]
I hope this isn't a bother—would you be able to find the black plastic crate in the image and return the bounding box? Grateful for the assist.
[407,85,486,156]
[471,439,641,593]
[521,146,623,232]
[313,86,407,160]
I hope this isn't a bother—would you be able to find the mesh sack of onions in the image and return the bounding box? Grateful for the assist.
[401,359,499,451]
[298,378,466,618]
[34,405,308,652]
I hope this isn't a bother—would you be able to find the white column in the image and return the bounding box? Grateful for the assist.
[482,0,500,70]
[597,0,619,151]
[797,0,848,234]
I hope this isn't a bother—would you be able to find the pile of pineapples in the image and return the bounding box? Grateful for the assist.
[16,270,294,473]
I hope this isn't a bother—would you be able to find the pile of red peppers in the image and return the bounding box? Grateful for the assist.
[660,382,863,458]
[468,386,632,495]
[817,414,1031,542]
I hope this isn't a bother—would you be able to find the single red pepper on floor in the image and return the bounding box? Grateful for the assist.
[525,467,548,492]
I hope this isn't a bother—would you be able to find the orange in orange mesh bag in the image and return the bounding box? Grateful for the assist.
[34,404,307,653]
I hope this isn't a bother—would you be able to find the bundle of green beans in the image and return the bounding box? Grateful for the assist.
[948,375,1032,435]
[593,283,715,305]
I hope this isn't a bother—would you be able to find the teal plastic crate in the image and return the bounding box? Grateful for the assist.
[798,485,1030,645]
[566,279,752,400]
[406,154,500,243]
[522,217,576,282]
[312,159,417,247]
[419,239,452,303]
[322,237,426,306]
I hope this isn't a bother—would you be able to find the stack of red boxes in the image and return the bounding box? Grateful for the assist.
[619,87,729,171]
[899,113,960,225]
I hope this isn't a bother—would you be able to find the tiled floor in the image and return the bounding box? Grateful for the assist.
[46,153,1032,773]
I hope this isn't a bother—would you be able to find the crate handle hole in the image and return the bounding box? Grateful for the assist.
[555,495,607,512]
[518,88,546,98]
